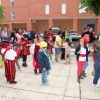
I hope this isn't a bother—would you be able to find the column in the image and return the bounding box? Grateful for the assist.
[97,17,100,33]
[27,19,32,30]
[73,17,78,31]
[9,23,13,30]
[49,18,53,28]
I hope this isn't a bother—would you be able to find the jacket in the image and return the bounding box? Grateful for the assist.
[81,31,95,43]
[94,51,100,65]
[0,31,10,41]
[75,46,89,61]
[37,49,51,70]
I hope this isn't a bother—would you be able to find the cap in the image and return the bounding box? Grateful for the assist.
[40,41,47,48]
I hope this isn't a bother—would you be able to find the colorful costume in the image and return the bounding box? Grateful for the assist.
[21,37,31,67]
[4,45,17,83]
[34,44,41,73]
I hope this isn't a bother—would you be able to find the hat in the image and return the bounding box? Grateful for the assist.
[23,34,29,39]
[40,41,47,48]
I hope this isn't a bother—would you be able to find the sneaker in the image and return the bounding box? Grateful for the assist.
[34,69,37,74]
[19,68,22,71]
[46,79,49,82]
[92,84,100,88]
[55,59,58,62]
[42,82,49,86]
[51,60,54,63]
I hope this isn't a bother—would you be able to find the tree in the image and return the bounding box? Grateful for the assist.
[80,0,100,16]
[0,5,6,25]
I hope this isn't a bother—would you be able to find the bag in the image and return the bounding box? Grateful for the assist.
[0,54,4,68]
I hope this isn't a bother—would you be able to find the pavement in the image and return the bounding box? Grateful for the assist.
[0,50,100,100]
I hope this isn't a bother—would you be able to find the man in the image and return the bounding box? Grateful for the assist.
[62,27,72,42]
[54,31,62,62]
[1,27,10,41]
[81,27,96,47]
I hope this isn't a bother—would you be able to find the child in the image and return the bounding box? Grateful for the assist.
[47,36,53,62]
[37,41,51,86]
[21,34,31,67]
[4,44,17,84]
[64,38,71,64]
[60,39,66,60]
[30,39,36,69]
[92,41,100,88]
[75,38,88,83]
[34,39,41,74]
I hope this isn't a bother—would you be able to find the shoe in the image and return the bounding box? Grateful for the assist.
[39,71,42,73]
[92,72,95,76]
[42,82,49,86]
[51,60,54,63]
[55,59,58,62]
[92,84,100,88]
[34,69,37,74]
[9,81,17,84]
[22,63,27,67]
[46,79,49,82]
[19,68,22,71]
[82,71,86,77]
[77,76,80,83]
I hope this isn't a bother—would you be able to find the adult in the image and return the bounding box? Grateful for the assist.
[0,27,10,41]
[46,28,54,40]
[16,28,23,44]
[54,31,62,62]
[81,27,96,47]
[62,27,72,42]
[10,28,17,44]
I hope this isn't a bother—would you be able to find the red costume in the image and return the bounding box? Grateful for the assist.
[34,44,41,72]
[21,38,30,55]
[4,45,17,83]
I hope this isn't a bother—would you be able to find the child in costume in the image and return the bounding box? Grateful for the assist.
[37,41,51,86]
[75,38,89,83]
[4,44,17,84]
[21,34,31,67]
[34,39,41,74]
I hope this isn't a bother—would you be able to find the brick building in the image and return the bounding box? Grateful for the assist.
[1,0,100,34]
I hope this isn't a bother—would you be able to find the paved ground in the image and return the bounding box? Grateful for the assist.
[0,50,100,100]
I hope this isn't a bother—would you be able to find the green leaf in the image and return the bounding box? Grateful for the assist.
[80,0,100,16]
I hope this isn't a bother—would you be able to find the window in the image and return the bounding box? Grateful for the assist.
[45,4,49,14]
[0,0,1,5]
[62,3,66,14]
[11,11,15,20]
[79,3,86,13]
[11,0,14,6]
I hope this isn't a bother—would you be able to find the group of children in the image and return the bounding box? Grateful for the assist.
[0,29,100,87]
[0,33,52,85]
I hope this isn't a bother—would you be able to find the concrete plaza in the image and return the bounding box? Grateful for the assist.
[0,50,100,100]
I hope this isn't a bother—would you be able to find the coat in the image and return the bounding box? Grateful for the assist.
[37,49,51,71]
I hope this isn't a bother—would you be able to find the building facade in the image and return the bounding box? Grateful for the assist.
[1,0,100,34]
